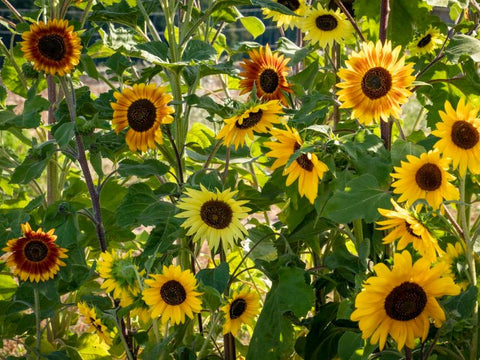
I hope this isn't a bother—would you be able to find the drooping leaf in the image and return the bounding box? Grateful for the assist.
[118,159,170,178]
[239,16,265,39]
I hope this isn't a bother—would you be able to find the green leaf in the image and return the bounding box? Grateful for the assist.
[0,85,6,108]
[105,52,134,75]
[118,159,170,178]
[196,262,229,293]
[0,275,17,300]
[391,139,425,167]
[76,333,111,359]
[21,88,51,128]
[89,1,140,28]
[1,58,27,97]
[251,0,298,16]
[387,0,433,46]
[137,41,169,61]
[10,143,56,184]
[79,54,99,80]
[445,34,480,62]
[239,16,265,39]
[200,285,222,311]
[183,40,217,61]
[52,122,75,147]
[115,183,157,227]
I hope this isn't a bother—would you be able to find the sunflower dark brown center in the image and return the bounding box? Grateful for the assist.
[24,240,48,262]
[160,280,187,305]
[127,99,157,132]
[259,69,280,94]
[229,298,247,319]
[451,120,479,149]
[235,110,263,129]
[200,200,233,229]
[361,67,392,100]
[405,222,421,238]
[384,282,427,321]
[278,0,300,11]
[293,142,314,172]
[417,34,432,48]
[415,163,442,191]
[38,34,66,61]
[315,15,338,31]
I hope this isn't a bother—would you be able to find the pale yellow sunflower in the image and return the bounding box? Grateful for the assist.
[409,26,443,56]
[262,0,307,29]
[221,288,260,336]
[77,302,112,345]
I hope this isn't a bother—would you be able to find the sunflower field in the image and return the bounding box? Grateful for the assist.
[1,0,480,359]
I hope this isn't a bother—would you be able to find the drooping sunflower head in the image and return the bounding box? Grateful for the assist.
[175,185,250,251]
[262,0,307,29]
[142,265,203,325]
[432,99,480,176]
[216,100,283,150]
[337,40,415,125]
[239,44,293,106]
[351,250,460,351]
[221,288,260,336]
[111,83,174,152]
[300,3,354,48]
[439,242,469,290]
[21,19,82,76]
[2,223,68,283]
[391,150,459,210]
[77,302,113,345]
[409,26,443,56]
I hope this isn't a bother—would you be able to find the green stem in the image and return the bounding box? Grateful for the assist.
[47,75,59,205]
[137,0,161,42]
[197,313,221,358]
[80,0,94,28]
[115,314,134,360]
[352,219,364,246]
[34,288,41,359]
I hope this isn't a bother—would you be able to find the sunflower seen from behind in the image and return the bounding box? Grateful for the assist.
[21,19,82,76]
[2,223,68,283]
[262,0,307,29]
[440,242,469,291]
[337,41,415,125]
[111,83,174,152]
[221,288,260,336]
[351,250,460,351]
[409,26,443,56]
[77,302,113,345]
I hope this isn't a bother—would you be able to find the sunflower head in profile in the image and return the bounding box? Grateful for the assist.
[432,99,480,176]
[77,302,113,345]
[391,150,459,210]
[221,288,260,336]
[409,26,443,56]
[111,83,174,152]
[377,199,443,262]
[142,265,202,325]
[440,242,469,291]
[217,100,283,150]
[351,250,460,351]
[2,223,68,283]
[21,19,82,76]
[265,126,328,204]
[262,0,307,29]
[337,41,415,125]
[239,44,293,106]
[300,3,354,48]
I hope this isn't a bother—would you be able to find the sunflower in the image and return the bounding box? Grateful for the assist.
[409,26,443,56]
[262,0,307,29]
[142,265,202,325]
[377,199,443,262]
[111,83,174,152]
[2,223,68,283]
[20,19,82,76]
[337,40,415,125]
[264,126,328,204]
[391,150,459,210]
[439,242,469,291]
[432,99,480,176]
[351,250,460,351]
[216,100,283,150]
[221,288,260,336]
[239,44,293,106]
[300,3,354,48]
[77,302,112,345]
[175,185,250,251]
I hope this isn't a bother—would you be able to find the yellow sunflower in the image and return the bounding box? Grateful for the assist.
[142,265,202,325]
[216,100,283,150]
[239,44,293,106]
[377,199,443,262]
[391,150,459,210]
[439,242,469,291]
[262,0,307,29]
[111,83,174,152]
[432,99,480,176]
[409,26,443,56]
[77,302,112,345]
[300,3,354,48]
[337,40,415,125]
[351,250,460,351]
[20,19,82,76]
[221,288,260,336]
[264,126,328,204]
[2,223,68,283]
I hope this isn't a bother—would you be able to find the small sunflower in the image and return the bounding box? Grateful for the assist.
[20,19,82,76]
[409,26,443,56]
[77,302,112,345]
[262,0,307,29]
[391,150,459,210]
[264,126,328,204]
[175,185,250,251]
[300,3,354,48]
[216,100,283,150]
[221,288,260,336]
[2,223,68,283]
[142,265,202,325]
[351,250,460,351]
[440,242,469,291]
[377,199,443,262]
[432,99,480,176]
[239,44,293,106]
[111,83,174,152]
[337,41,415,125]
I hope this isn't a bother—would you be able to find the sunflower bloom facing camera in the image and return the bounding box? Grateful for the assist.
[409,26,443,56]
[221,288,260,336]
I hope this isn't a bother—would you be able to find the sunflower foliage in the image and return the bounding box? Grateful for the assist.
[2,0,480,359]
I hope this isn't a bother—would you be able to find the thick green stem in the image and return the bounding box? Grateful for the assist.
[115,315,134,360]
[47,75,59,205]
[352,219,364,246]
[34,288,41,359]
